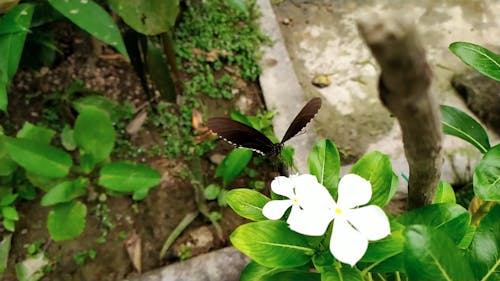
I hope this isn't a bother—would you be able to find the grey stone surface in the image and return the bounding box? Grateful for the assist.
[122,247,248,281]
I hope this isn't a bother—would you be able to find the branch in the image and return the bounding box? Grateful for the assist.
[357,15,443,209]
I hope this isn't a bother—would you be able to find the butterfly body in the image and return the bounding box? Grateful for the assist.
[207,97,322,156]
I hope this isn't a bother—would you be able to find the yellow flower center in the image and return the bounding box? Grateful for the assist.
[335,207,342,215]
[292,198,299,204]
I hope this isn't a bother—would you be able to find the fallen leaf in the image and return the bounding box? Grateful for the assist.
[125,233,142,273]
[126,111,148,135]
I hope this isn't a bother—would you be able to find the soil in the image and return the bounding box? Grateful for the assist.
[2,22,276,281]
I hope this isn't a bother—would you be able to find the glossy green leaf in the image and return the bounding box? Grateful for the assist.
[449,42,500,81]
[16,122,55,144]
[73,95,124,123]
[61,124,76,151]
[441,105,490,154]
[146,39,176,102]
[240,261,274,281]
[132,188,149,201]
[404,225,474,281]
[230,220,314,268]
[262,271,320,281]
[308,139,340,196]
[48,0,128,58]
[0,188,17,207]
[98,161,161,193]
[458,225,476,250]
[25,172,62,192]
[320,267,363,281]
[215,148,253,187]
[74,106,116,163]
[47,201,87,241]
[109,0,179,35]
[79,153,96,174]
[41,178,88,206]
[468,205,500,280]
[396,203,470,245]
[3,137,72,178]
[0,4,34,82]
[0,234,11,274]
[226,189,270,221]
[474,144,500,201]
[1,206,18,221]
[2,219,14,232]
[350,151,393,207]
[433,181,456,204]
[360,222,405,272]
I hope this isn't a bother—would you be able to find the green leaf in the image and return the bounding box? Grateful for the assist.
[240,261,274,281]
[47,201,87,241]
[320,267,363,281]
[2,219,14,232]
[0,188,17,206]
[109,0,179,35]
[16,122,55,144]
[41,177,88,206]
[204,184,221,200]
[468,205,500,280]
[61,124,76,151]
[1,206,18,221]
[449,42,500,82]
[0,83,6,112]
[98,161,161,193]
[360,222,405,272]
[262,271,320,281]
[226,189,270,221]
[350,151,393,207]
[0,234,12,274]
[15,252,49,281]
[474,144,500,201]
[79,152,96,174]
[146,39,176,102]
[225,0,249,15]
[132,188,149,201]
[396,203,470,245]
[440,105,490,154]
[0,138,17,176]
[404,225,474,281]
[0,4,34,82]
[433,181,456,204]
[230,220,314,268]
[3,137,72,178]
[73,95,124,123]
[25,172,62,192]
[307,139,340,196]
[74,106,116,163]
[48,0,128,58]
[215,148,253,187]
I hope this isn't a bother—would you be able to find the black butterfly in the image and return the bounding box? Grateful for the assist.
[207,97,322,156]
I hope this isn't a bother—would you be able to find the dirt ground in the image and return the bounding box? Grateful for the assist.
[2,22,276,281]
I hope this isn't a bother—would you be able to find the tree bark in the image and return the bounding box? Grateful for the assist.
[357,15,443,209]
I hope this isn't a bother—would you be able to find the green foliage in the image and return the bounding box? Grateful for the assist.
[98,161,161,194]
[73,249,97,266]
[230,220,315,268]
[47,0,128,58]
[350,151,395,207]
[215,148,253,187]
[440,105,490,154]
[109,0,179,35]
[308,139,340,196]
[473,144,500,201]
[0,4,34,112]
[0,234,12,275]
[403,225,474,281]
[47,201,87,241]
[433,181,456,204]
[449,42,500,81]
[226,189,270,221]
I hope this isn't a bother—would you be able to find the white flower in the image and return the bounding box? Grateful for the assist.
[328,174,391,266]
[262,173,391,266]
[262,174,334,236]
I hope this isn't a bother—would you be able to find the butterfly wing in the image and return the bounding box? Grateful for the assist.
[207,117,276,155]
[281,97,322,144]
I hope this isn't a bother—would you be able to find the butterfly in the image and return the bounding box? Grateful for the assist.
[207,97,322,156]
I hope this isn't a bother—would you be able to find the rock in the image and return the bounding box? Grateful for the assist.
[451,71,500,135]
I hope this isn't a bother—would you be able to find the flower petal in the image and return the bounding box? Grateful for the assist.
[345,205,391,241]
[330,218,368,266]
[262,200,293,220]
[295,180,335,211]
[271,176,295,198]
[287,207,333,236]
[337,174,372,209]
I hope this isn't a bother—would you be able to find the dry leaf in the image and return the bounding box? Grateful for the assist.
[126,111,148,135]
[125,232,142,273]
